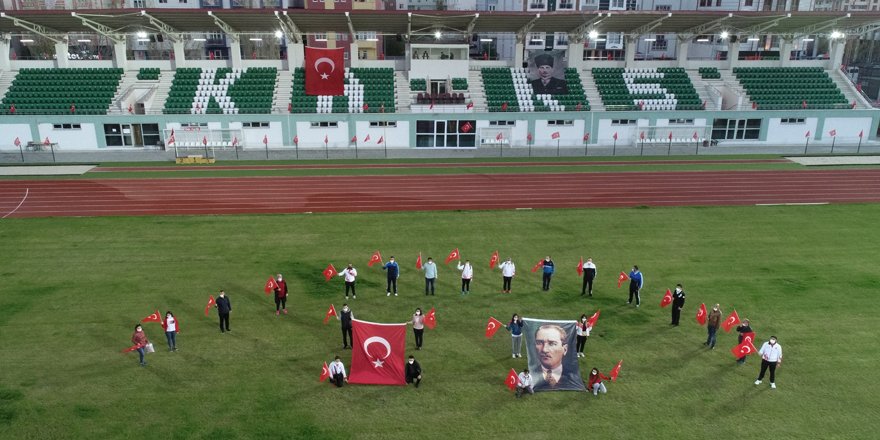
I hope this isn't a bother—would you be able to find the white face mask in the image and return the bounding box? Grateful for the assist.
[770,340,776,345]
[408,360,414,364]
[277,277,282,281]
[675,288,682,293]
[582,318,587,322]
[343,307,349,312]
[713,307,718,311]
[416,311,421,315]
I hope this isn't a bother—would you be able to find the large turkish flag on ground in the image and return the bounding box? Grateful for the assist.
[305,47,344,96]
[348,319,407,385]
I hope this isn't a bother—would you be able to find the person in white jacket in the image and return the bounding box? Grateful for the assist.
[457,259,473,295]
[338,263,358,299]
[499,257,516,293]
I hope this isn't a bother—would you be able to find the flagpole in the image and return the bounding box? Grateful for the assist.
[18,142,24,162]
[383,127,387,158]
[640,139,644,156]
[667,137,672,156]
[612,138,617,156]
[234,142,239,160]
[804,137,809,155]
[830,136,836,154]
[50,142,56,163]
[584,139,588,157]
[857,135,863,153]
[528,139,531,157]
[295,140,299,159]
[355,140,359,159]
[325,139,329,159]
[556,138,560,157]
[266,140,270,159]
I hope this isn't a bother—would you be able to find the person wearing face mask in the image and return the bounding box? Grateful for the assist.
[755,336,783,389]
[705,304,722,349]
[516,368,533,398]
[131,324,149,367]
[581,258,597,297]
[575,314,591,358]
[670,283,686,326]
[541,256,555,291]
[422,257,437,296]
[336,303,354,349]
[338,263,357,300]
[506,313,524,358]
[587,367,610,396]
[161,311,180,352]
[457,259,473,295]
[627,265,643,307]
[405,355,422,388]
[273,273,288,316]
[411,308,425,350]
[383,256,400,297]
[215,289,232,333]
[329,355,347,387]
[736,319,753,365]
[499,257,516,294]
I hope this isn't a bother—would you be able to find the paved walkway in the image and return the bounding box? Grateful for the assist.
[0,165,95,176]
[787,156,880,166]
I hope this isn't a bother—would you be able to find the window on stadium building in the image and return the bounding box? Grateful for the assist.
[370,122,397,128]
[669,119,694,125]
[104,123,160,147]
[488,121,515,126]
[548,120,574,126]
[243,122,270,128]
[780,118,805,124]
[712,119,760,140]
[611,119,636,125]
[416,120,476,148]
[52,124,82,130]
[310,122,339,128]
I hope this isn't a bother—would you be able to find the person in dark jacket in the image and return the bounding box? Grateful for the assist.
[541,256,555,291]
[736,319,753,364]
[507,313,524,358]
[337,304,354,349]
[405,355,422,387]
[581,258,597,296]
[383,256,400,297]
[215,290,232,333]
[705,304,722,349]
[670,283,686,326]
[273,273,288,316]
[627,265,644,307]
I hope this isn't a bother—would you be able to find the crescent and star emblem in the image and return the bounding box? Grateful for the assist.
[314,57,335,80]
[363,336,392,368]
[487,322,496,331]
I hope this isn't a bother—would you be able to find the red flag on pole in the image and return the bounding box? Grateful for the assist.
[859,130,864,138]
[485,317,503,338]
[348,319,407,385]
[263,134,268,145]
[730,339,757,359]
[43,137,50,146]
[583,132,590,142]
[424,307,436,329]
[829,129,837,137]
[231,137,238,147]
[415,253,422,270]
[364,134,371,142]
[587,309,600,328]
[640,131,645,140]
[351,135,357,143]
[320,362,331,382]
[530,259,544,273]
[805,130,811,138]
[668,132,673,141]
[293,135,299,145]
[695,303,707,326]
[122,344,141,353]
[204,295,215,316]
[445,248,460,264]
[742,331,756,347]
[551,131,560,140]
[576,257,584,276]
[496,132,503,141]
[167,128,175,145]
[489,250,500,269]
[660,289,673,308]
[429,100,434,110]
[460,121,473,133]
[14,137,21,147]
[323,304,337,324]
[609,360,623,381]
[323,264,338,281]
[264,277,278,295]
[501,102,508,111]
[141,309,161,323]
[368,250,383,267]
[324,134,328,144]
[802,100,807,109]
[377,136,384,145]
[692,131,699,140]
[613,132,618,141]
[617,271,629,288]
[202,136,208,146]
[128,104,133,114]
[527,132,533,142]
[505,368,520,391]
[721,309,741,333]
[466,101,474,110]
[305,47,345,96]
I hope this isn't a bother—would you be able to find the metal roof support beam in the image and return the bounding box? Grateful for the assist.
[849,22,880,37]
[344,11,357,41]
[569,13,605,43]
[71,12,125,45]
[516,14,541,43]
[465,13,479,36]
[738,13,790,37]
[207,11,239,43]
[679,13,731,41]
[630,12,672,37]
[791,14,850,39]
[0,12,65,44]
[274,11,297,44]
[139,10,183,42]
[406,12,412,42]
[279,11,303,44]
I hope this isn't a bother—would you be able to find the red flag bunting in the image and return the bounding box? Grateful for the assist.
[424,307,436,329]
[609,360,623,382]
[695,303,707,326]
[415,252,422,270]
[323,304,337,325]
[305,47,345,96]
[505,368,520,391]
[323,264,338,281]
[576,257,584,276]
[368,250,383,267]
[320,361,331,382]
[445,248,460,264]
[204,295,215,317]
[587,309,600,328]
[485,316,503,338]
[617,271,629,288]
[348,319,407,385]
[489,250,499,269]
[264,277,278,294]
[660,289,673,308]
[141,309,161,323]
[721,310,741,333]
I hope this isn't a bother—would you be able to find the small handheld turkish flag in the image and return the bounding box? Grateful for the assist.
[530,259,544,273]
[731,340,757,359]
[505,368,520,391]
[415,253,422,270]
[142,309,161,323]
[445,248,460,264]
[613,132,618,141]
[587,309,600,328]
[323,304,337,325]
[696,303,707,326]
[122,344,141,353]
[551,131,560,140]
[742,331,756,347]
[576,257,584,276]
[660,289,673,308]
[489,250,499,269]
[14,137,21,147]
[722,309,741,333]
[501,102,508,111]
[609,360,623,381]
[368,250,383,267]
[323,264,337,281]
[264,277,278,294]
[204,295,216,317]
[320,362,331,382]
[617,271,629,288]
[485,317,503,338]
[424,307,436,329]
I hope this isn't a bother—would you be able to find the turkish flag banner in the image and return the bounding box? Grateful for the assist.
[489,250,500,269]
[576,257,584,276]
[692,131,699,140]
[530,260,543,273]
[424,307,436,329]
[505,368,520,391]
[293,135,299,145]
[617,271,629,288]
[264,277,278,294]
[415,253,422,270]
[323,264,338,281]
[263,134,268,145]
[122,344,141,353]
[485,316,503,338]
[660,289,673,308]
[368,250,383,267]
[460,121,473,133]
[695,303,707,326]
[742,331,756,347]
[722,309,741,333]
[501,102,508,111]
[586,309,600,328]
[305,47,345,96]
[859,130,864,138]
[610,360,623,381]
[351,135,357,143]
[551,131,560,139]
[141,309,161,323]
[730,340,757,359]
[324,134,328,144]
[320,362,331,382]
[323,304,337,325]
[805,130,811,138]
[445,248,460,264]
[204,295,215,317]
[348,319,407,385]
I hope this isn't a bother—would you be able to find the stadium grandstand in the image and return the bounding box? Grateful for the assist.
[0,1,879,155]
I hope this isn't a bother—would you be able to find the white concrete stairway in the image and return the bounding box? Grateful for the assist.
[273,70,292,114]
[686,70,716,110]
[107,73,139,115]
[830,69,871,109]
[394,71,410,112]
[0,70,17,104]
[467,70,487,112]
[719,70,752,111]
[147,72,172,114]
[580,69,604,112]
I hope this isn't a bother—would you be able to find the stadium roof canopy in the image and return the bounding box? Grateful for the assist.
[1,9,878,39]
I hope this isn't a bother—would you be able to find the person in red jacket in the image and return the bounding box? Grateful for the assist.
[587,367,610,396]
[273,273,288,316]
[131,324,149,367]
[161,311,180,352]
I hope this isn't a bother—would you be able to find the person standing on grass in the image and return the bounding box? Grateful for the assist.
[627,265,643,307]
[507,313,524,358]
[329,356,347,387]
[383,256,400,297]
[671,284,686,326]
[422,257,437,296]
[705,304,722,349]
[499,257,516,293]
[457,259,473,295]
[161,311,179,352]
[339,264,357,299]
[587,367,610,396]
[273,273,288,316]
[337,304,354,349]
[405,355,422,388]
[541,256,555,291]
[736,319,753,365]
[411,308,425,350]
[581,258,597,297]
[755,336,783,389]
[216,290,231,333]
[516,368,533,398]
[131,324,149,367]
[575,314,591,358]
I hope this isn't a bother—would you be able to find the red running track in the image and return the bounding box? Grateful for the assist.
[2,169,880,218]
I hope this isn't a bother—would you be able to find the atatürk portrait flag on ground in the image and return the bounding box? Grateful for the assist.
[348,319,407,386]
[305,47,344,96]
[522,318,586,392]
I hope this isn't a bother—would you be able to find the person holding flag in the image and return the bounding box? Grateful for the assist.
[541,256,555,291]
[338,263,357,299]
[581,258,597,297]
[515,368,533,398]
[627,265,644,307]
[670,284,686,326]
[405,355,423,388]
[421,256,437,296]
[161,311,179,352]
[383,256,400,297]
[754,336,783,389]
[499,257,516,294]
[273,273,289,316]
[215,290,232,333]
[336,304,354,349]
[575,314,592,358]
[506,313,524,358]
[736,319,753,365]
[329,356,347,388]
[705,304,722,349]
[411,308,426,350]
[131,324,150,367]
[587,367,611,396]
[457,259,473,295]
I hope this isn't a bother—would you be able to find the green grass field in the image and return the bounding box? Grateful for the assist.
[0,204,877,439]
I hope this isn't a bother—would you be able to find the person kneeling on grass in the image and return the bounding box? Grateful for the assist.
[329,356,347,388]
[516,368,533,398]
[587,367,610,396]
[406,355,422,388]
